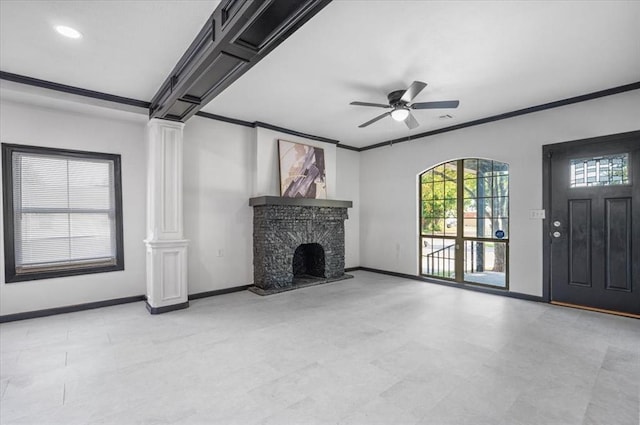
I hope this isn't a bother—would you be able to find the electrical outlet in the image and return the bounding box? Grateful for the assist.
[529,209,546,219]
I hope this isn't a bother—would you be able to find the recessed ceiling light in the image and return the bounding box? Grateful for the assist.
[55,25,82,39]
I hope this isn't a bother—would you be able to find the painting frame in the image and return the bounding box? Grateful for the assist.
[278,140,327,199]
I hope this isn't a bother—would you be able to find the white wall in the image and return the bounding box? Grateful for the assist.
[359,90,640,297]
[0,99,148,315]
[183,119,361,293]
[336,148,360,268]
[2,88,636,312]
[183,117,255,294]
[253,126,338,198]
[0,95,362,314]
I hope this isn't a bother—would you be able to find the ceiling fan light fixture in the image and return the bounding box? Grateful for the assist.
[390,108,409,121]
[55,25,83,39]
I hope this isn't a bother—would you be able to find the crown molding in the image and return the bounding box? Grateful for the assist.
[2,71,637,152]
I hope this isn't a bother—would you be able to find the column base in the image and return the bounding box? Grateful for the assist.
[144,239,189,315]
[145,300,189,315]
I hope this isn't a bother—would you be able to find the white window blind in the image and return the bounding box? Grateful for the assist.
[12,152,117,272]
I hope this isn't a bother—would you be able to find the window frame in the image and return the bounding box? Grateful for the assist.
[2,143,125,283]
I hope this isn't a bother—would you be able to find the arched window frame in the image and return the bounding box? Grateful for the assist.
[419,158,509,288]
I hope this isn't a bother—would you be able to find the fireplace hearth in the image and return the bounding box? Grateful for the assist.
[249,196,353,295]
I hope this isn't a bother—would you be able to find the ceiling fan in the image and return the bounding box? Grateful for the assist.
[350,81,459,129]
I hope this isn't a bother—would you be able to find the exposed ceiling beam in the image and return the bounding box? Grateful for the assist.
[149,0,331,122]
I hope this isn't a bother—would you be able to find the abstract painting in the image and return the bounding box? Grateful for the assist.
[278,140,326,199]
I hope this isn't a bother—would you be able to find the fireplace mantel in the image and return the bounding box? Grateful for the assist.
[249,196,352,295]
[249,196,352,208]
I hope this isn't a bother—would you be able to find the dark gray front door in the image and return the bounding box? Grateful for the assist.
[546,132,640,315]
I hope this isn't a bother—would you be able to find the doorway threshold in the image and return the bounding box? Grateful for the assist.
[551,301,639,319]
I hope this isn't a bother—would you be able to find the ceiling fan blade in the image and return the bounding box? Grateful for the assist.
[400,81,427,103]
[411,100,460,109]
[350,101,391,108]
[358,112,391,128]
[404,112,419,129]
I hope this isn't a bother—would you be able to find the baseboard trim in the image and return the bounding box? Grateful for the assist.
[550,301,639,319]
[0,285,253,323]
[188,285,250,300]
[0,295,146,323]
[0,268,547,322]
[354,267,545,302]
[145,301,189,315]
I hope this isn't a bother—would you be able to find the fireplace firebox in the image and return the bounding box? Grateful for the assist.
[249,196,352,295]
[293,243,325,280]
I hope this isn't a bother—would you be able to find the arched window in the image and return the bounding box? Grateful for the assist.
[420,159,509,288]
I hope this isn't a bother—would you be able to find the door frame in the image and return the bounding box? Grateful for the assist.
[418,158,510,289]
[542,130,640,304]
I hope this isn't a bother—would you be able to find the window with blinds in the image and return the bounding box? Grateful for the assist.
[2,144,124,282]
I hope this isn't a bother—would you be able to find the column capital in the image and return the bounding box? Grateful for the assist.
[147,118,185,130]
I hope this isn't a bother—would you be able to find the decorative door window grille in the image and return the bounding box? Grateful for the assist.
[570,153,629,187]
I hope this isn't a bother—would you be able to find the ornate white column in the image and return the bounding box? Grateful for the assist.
[144,119,189,314]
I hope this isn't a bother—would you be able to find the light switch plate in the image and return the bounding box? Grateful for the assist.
[529,209,546,219]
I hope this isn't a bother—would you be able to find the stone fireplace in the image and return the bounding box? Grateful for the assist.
[249,196,353,295]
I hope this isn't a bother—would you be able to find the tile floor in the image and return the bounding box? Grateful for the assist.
[1,271,638,425]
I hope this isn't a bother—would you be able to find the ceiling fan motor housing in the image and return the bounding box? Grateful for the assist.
[387,89,408,106]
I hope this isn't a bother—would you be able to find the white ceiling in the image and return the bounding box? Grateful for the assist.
[1,1,639,148]
[0,0,219,100]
